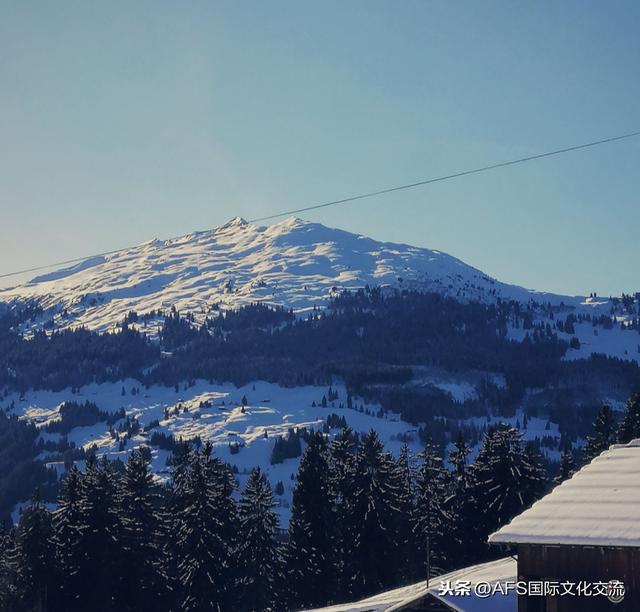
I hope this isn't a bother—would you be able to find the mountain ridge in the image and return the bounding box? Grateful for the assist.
[0,216,599,333]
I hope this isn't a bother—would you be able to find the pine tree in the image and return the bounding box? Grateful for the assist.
[237,468,282,611]
[449,431,471,482]
[393,445,417,583]
[617,393,640,444]
[75,456,122,612]
[53,466,85,612]
[14,490,55,612]
[206,451,239,608]
[161,443,193,609]
[0,524,19,612]
[583,405,616,463]
[554,447,575,485]
[446,432,473,566]
[413,446,450,577]
[328,427,358,598]
[285,432,336,609]
[343,430,401,599]
[174,446,235,612]
[115,449,164,612]
[469,425,546,558]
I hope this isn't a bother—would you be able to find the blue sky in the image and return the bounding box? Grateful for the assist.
[1,1,638,295]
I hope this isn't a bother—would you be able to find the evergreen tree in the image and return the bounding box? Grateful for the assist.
[446,432,474,566]
[413,446,449,577]
[285,432,336,609]
[393,445,417,583]
[52,466,85,612]
[449,431,471,482]
[116,449,164,612]
[14,491,55,612]
[75,456,122,612]
[161,443,192,609]
[583,405,616,463]
[554,447,575,485]
[237,468,282,612]
[0,524,19,612]
[206,450,239,608]
[469,426,546,558]
[343,431,401,599]
[174,446,235,612]
[328,427,358,598]
[617,393,640,444]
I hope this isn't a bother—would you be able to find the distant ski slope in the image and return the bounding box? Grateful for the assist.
[0,216,588,333]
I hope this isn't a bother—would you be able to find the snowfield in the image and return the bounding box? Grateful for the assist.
[7,379,426,525]
[0,216,591,335]
[7,376,568,525]
[508,319,640,364]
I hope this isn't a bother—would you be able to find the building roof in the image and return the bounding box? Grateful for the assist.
[307,556,517,612]
[489,439,640,547]
[390,556,517,612]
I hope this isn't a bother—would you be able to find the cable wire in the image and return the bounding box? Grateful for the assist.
[248,130,640,222]
[1,129,639,281]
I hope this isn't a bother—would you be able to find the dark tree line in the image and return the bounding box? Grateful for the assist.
[270,428,310,465]
[2,293,639,450]
[6,289,637,399]
[0,446,283,612]
[45,401,123,435]
[580,393,640,465]
[0,414,58,522]
[0,424,547,611]
[148,289,572,392]
[0,321,158,393]
[549,393,640,486]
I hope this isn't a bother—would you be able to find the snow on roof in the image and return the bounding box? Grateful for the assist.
[489,439,640,547]
[305,556,517,612]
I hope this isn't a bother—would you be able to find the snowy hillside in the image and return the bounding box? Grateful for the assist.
[7,379,424,525]
[3,216,639,527]
[0,216,588,333]
[6,377,566,525]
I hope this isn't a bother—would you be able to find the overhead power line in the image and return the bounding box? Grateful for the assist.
[248,130,640,222]
[0,249,135,281]
[1,129,639,282]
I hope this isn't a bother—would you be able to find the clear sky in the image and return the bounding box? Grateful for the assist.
[1,1,639,296]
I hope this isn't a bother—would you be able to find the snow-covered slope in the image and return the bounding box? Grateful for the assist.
[9,379,424,525]
[0,216,582,333]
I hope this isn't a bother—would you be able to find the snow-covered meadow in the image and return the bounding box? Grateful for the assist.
[7,379,427,524]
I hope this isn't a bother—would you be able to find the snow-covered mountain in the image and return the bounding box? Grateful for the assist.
[0,216,588,333]
[3,217,638,526]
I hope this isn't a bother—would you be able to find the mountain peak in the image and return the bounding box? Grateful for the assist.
[278,216,306,227]
[216,216,248,231]
[0,218,580,334]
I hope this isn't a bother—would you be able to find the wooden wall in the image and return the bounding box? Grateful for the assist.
[517,544,640,612]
